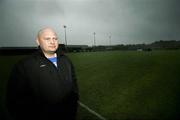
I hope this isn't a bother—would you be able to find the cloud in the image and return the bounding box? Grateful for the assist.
[0,0,180,46]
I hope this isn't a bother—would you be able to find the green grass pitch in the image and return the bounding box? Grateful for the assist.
[0,50,180,120]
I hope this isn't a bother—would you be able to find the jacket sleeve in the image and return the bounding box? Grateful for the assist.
[6,63,28,118]
[71,63,79,100]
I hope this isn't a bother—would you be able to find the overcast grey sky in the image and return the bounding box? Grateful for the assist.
[0,0,180,47]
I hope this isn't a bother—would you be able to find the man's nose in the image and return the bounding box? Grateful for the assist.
[50,39,55,44]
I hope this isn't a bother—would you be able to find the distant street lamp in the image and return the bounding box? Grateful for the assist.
[93,32,96,47]
[109,35,111,46]
[63,25,67,46]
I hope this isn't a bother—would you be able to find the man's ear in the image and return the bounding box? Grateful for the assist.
[36,38,40,46]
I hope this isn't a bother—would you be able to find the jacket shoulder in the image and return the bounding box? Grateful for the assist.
[59,54,72,63]
[14,55,37,68]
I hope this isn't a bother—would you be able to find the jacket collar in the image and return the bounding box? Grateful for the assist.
[35,46,64,58]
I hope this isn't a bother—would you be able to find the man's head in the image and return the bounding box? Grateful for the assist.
[36,27,59,56]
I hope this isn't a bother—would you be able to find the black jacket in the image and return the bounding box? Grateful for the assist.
[6,48,79,120]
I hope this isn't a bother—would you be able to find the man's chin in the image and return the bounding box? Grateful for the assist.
[47,50,57,54]
[49,48,58,52]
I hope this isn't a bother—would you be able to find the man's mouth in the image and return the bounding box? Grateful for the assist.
[49,46,56,48]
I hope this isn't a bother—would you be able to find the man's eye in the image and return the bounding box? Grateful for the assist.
[45,38,50,40]
[52,37,58,40]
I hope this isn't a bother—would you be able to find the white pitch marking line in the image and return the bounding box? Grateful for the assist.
[78,101,107,120]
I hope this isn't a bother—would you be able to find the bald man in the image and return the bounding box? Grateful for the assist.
[6,28,79,120]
